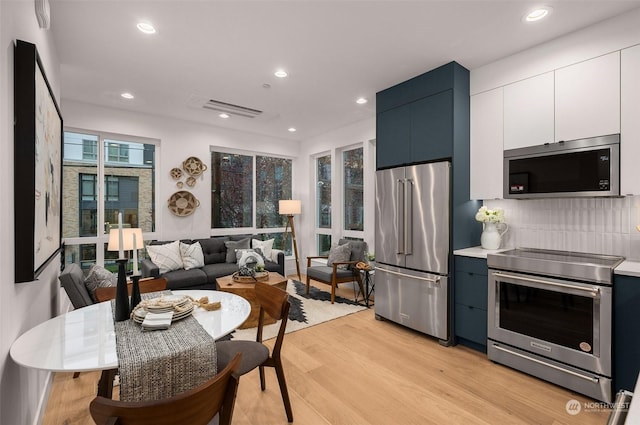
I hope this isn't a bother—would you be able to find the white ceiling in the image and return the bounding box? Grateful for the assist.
[49,1,640,141]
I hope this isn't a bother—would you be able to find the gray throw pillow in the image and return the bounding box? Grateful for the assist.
[84,264,117,302]
[224,238,250,263]
[327,243,351,270]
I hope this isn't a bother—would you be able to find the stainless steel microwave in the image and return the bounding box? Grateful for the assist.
[503,134,620,199]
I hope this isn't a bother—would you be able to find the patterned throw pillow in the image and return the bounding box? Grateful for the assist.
[251,238,274,260]
[84,264,117,302]
[146,240,183,274]
[180,242,205,270]
[236,249,265,268]
[327,243,351,270]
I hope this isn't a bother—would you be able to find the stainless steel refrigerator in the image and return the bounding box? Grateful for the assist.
[374,161,450,342]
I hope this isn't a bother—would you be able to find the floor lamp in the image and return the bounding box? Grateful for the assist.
[279,200,301,280]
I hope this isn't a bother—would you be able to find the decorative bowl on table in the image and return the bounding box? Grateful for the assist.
[232,270,269,282]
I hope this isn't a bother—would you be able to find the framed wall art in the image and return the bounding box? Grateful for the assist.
[14,40,63,283]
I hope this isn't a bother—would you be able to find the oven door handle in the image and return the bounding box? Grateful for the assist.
[492,271,599,296]
[492,344,600,384]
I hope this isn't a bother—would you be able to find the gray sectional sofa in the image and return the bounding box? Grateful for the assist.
[141,235,285,291]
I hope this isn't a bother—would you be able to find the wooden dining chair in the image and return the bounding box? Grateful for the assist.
[216,281,294,422]
[89,352,242,425]
[94,277,168,303]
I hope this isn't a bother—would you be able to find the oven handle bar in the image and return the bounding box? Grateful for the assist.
[492,271,599,296]
[492,344,599,384]
[376,267,441,284]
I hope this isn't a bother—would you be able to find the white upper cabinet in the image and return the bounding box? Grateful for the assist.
[470,87,503,200]
[621,44,640,195]
[503,72,554,150]
[554,52,621,142]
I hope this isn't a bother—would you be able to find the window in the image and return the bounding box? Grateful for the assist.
[106,141,130,163]
[343,147,364,231]
[82,139,97,160]
[211,150,293,252]
[316,154,331,228]
[63,130,157,270]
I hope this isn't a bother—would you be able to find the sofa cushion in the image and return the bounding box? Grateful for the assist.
[84,264,117,302]
[162,268,208,290]
[201,263,242,283]
[180,242,205,270]
[252,238,275,259]
[146,240,183,274]
[197,237,228,265]
[228,234,253,242]
[224,238,250,263]
[263,259,282,274]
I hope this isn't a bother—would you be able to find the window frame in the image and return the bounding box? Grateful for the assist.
[63,127,160,267]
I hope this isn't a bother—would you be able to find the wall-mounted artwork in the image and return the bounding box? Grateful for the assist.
[14,40,63,283]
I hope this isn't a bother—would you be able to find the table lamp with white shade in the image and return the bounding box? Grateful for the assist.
[107,224,144,318]
[279,199,301,280]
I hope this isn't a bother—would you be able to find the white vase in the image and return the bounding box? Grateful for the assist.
[481,222,509,250]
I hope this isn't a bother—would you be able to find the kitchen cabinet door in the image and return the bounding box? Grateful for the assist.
[454,256,488,352]
[470,87,503,200]
[410,90,453,162]
[376,104,411,169]
[555,52,620,142]
[503,72,554,150]
[613,274,640,393]
[621,44,640,195]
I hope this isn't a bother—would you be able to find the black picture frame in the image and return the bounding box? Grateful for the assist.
[14,40,63,283]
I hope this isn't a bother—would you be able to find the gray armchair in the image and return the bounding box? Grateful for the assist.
[306,239,367,304]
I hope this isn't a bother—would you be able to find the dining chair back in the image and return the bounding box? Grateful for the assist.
[94,277,168,303]
[215,281,294,422]
[89,352,242,425]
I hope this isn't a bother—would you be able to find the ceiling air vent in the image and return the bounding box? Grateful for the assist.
[202,99,263,118]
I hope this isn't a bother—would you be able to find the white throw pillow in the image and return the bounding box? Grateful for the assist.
[146,241,183,274]
[252,238,274,259]
[180,242,205,270]
[237,249,265,268]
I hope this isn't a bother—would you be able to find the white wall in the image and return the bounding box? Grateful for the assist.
[0,2,63,424]
[297,118,376,273]
[62,100,300,242]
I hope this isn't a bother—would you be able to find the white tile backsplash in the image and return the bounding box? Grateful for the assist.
[483,196,640,261]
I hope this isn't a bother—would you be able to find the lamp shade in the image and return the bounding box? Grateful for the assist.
[279,199,301,215]
[107,228,144,251]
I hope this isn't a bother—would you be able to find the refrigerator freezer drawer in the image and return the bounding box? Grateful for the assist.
[375,265,449,341]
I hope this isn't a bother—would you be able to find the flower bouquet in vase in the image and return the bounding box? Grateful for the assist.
[475,206,508,250]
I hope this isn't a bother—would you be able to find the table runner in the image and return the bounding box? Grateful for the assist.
[113,291,217,402]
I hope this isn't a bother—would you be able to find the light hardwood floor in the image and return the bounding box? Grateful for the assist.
[42,281,611,425]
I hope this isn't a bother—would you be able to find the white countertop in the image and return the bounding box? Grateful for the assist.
[453,246,508,259]
[454,246,640,278]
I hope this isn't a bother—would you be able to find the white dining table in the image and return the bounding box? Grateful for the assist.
[10,290,250,376]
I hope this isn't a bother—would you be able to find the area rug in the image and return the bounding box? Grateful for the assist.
[220,279,367,341]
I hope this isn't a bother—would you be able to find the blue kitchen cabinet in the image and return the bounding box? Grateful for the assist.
[376,62,463,170]
[613,274,640,393]
[454,256,488,352]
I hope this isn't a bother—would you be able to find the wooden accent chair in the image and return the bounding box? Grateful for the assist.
[216,281,294,422]
[89,353,242,425]
[306,239,367,303]
[94,277,168,303]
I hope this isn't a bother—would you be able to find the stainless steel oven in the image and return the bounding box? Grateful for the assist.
[487,248,623,403]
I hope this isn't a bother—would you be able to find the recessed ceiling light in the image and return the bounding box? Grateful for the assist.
[524,7,552,22]
[356,97,368,105]
[288,127,297,132]
[121,92,134,99]
[136,22,156,34]
[219,113,230,119]
[274,70,288,78]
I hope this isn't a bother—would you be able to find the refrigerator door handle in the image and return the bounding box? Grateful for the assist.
[404,178,413,255]
[396,179,404,254]
[377,266,441,284]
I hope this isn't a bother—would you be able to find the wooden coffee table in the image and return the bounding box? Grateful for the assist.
[216,272,288,329]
